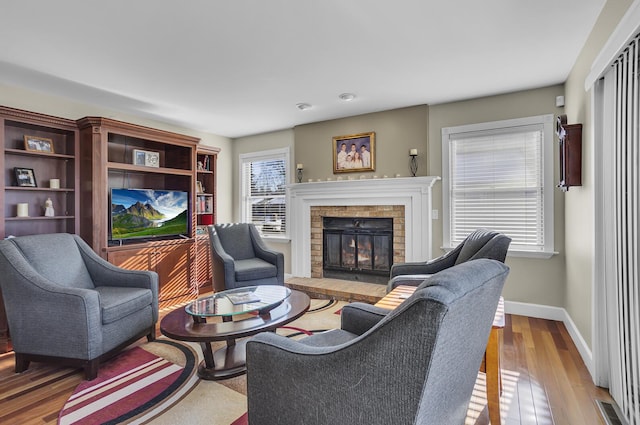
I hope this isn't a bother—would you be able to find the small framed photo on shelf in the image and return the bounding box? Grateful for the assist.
[14,167,37,187]
[133,149,160,168]
[24,135,54,154]
[196,181,204,193]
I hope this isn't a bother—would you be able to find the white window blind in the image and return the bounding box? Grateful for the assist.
[240,149,289,237]
[442,115,554,256]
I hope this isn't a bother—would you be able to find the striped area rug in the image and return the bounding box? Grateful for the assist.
[58,340,198,425]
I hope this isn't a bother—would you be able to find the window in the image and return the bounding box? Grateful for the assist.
[442,114,555,257]
[239,148,290,238]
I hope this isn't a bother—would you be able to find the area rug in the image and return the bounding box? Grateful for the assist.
[58,298,344,425]
[58,339,199,425]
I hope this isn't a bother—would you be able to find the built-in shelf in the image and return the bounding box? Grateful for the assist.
[5,148,75,160]
[5,187,74,192]
[5,216,75,221]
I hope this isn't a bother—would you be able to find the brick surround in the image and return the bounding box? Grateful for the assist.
[310,205,405,279]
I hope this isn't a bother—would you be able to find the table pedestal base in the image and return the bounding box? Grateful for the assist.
[197,338,248,380]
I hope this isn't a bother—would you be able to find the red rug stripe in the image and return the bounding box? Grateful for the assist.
[278,325,313,336]
[231,412,248,425]
[58,347,184,425]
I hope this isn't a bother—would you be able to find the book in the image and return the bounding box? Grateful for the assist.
[225,291,260,305]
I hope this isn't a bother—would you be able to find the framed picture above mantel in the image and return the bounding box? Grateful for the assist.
[332,132,375,173]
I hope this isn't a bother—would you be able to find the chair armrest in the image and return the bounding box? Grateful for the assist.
[208,226,238,289]
[389,259,447,278]
[340,302,389,335]
[11,285,103,359]
[387,274,432,292]
[250,225,285,284]
[0,245,103,358]
[390,244,462,279]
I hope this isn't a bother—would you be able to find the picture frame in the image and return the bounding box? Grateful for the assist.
[196,181,204,193]
[133,149,160,168]
[14,167,37,187]
[24,135,54,154]
[332,132,375,173]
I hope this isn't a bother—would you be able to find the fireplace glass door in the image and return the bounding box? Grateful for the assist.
[322,217,393,284]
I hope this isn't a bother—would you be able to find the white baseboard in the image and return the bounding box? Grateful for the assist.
[505,301,594,379]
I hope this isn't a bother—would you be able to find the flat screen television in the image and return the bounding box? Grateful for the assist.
[110,188,189,241]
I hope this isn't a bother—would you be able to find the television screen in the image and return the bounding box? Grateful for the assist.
[110,188,189,240]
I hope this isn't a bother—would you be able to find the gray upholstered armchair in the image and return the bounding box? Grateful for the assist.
[388,228,511,291]
[246,259,509,425]
[208,223,284,292]
[0,233,158,380]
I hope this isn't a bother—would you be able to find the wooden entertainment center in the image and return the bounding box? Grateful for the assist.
[0,106,219,352]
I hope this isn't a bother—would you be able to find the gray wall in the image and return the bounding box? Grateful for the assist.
[293,105,429,181]
[429,86,567,307]
[235,90,569,310]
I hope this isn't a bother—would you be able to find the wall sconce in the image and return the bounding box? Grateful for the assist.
[409,149,418,177]
[296,163,304,183]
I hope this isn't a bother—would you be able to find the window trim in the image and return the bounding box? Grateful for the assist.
[238,147,291,240]
[441,114,556,259]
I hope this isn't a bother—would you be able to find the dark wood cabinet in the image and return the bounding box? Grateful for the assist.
[1,107,79,239]
[77,117,203,306]
[194,146,219,293]
[556,114,582,191]
[107,239,194,306]
[0,106,80,353]
[77,117,200,254]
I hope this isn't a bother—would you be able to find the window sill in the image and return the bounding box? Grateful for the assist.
[506,250,558,259]
[261,235,291,244]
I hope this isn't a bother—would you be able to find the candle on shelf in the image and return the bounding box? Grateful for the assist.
[49,179,60,189]
[296,164,304,183]
[16,203,28,217]
[410,148,418,156]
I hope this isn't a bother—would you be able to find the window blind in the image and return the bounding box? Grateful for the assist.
[241,157,286,236]
[449,126,545,251]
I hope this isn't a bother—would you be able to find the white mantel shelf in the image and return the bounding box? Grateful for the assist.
[287,176,441,278]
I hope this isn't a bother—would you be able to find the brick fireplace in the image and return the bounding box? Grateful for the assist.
[288,176,440,279]
[310,205,404,282]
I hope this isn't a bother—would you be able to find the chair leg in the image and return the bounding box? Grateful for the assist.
[84,359,99,381]
[14,353,30,373]
[147,331,156,342]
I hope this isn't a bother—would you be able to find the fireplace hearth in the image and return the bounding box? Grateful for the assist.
[323,217,393,284]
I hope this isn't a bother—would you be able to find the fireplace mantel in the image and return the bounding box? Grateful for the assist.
[288,176,440,278]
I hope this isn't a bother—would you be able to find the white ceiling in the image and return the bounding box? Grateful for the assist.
[0,0,605,138]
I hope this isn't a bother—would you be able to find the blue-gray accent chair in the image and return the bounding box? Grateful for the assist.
[246,259,509,425]
[388,228,511,292]
[0,233,158,380]
[208,223,284,292]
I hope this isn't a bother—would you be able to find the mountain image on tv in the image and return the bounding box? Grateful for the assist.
[111,188,188,240]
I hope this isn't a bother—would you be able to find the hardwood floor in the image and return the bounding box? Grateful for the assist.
[0,306,613,424]
[466,314,613,425]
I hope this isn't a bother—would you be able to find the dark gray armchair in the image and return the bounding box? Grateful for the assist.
[246,259,509,425]
[388,228,511,291]
[0,233,158,380]
[208,223,284,292]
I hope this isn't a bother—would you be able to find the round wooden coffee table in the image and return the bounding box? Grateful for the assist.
[160,288,310,380]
